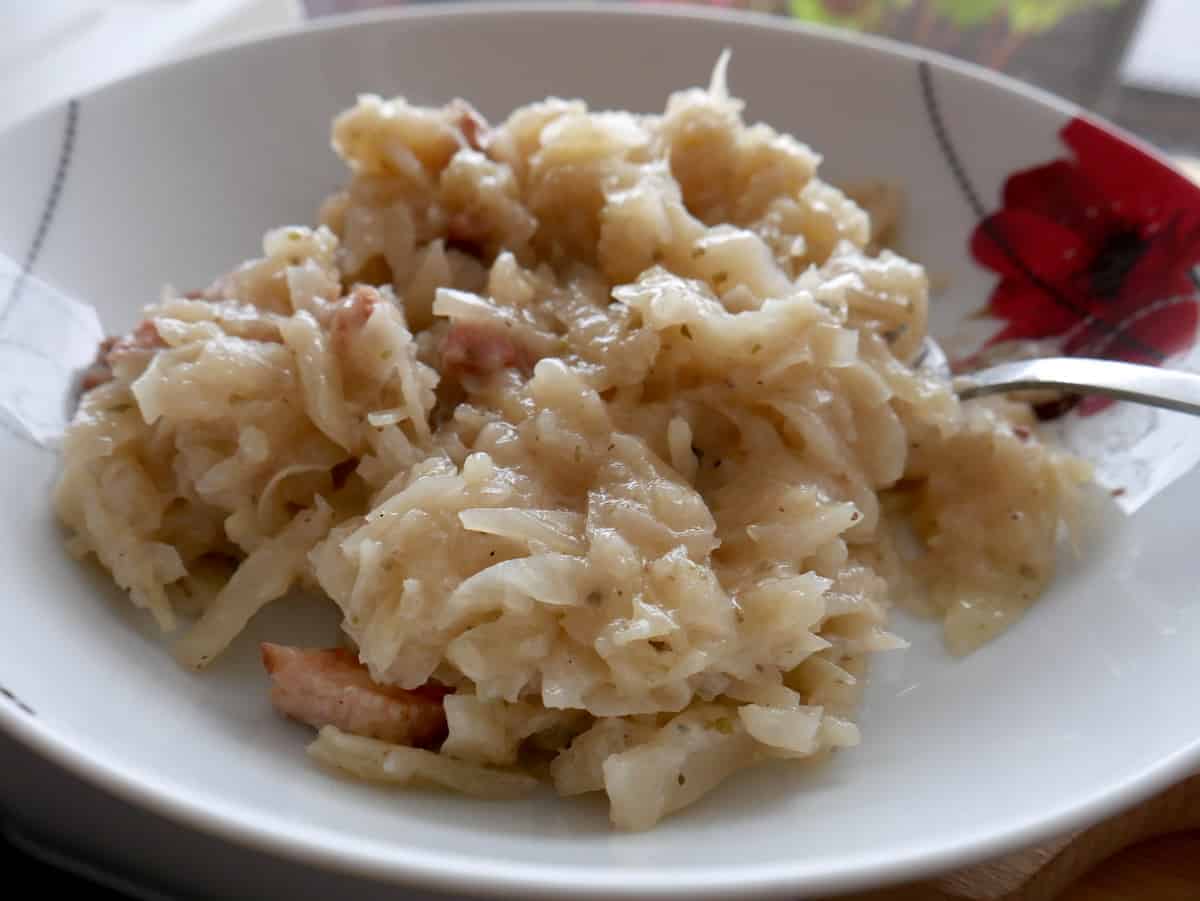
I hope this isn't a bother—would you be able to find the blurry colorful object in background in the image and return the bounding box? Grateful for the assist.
[640,0,1140,106]
[307,1,1148,114]
[784,1,1128,73]
[996,1,1123,69]
[787,0,896,30]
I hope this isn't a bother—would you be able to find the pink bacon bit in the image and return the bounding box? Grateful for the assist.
[260,643,449,748]
[79,338,118,391]
[441,322,533,377]
[330,285,381,356]
[115,320,166,355]
[79,320,165,391]
[448,99,490,153]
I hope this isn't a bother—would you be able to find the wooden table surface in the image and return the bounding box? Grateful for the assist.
[1062,833,1200,901]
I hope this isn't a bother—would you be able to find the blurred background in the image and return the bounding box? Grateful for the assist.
[305,0,1197,156]
[3,1,1197,160]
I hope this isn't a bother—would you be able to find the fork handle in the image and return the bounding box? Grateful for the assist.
[957,358,1200,417]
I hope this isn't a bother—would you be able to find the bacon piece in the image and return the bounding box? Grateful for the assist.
[80,338,119,391]
[441,322,531,376]
[80,320,165,391]
[448,99,490,152]
[330,285,381,356]
[112,320,165,355]
[261,643,448,747]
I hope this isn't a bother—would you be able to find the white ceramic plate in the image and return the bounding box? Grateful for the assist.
[2,6,1199,899]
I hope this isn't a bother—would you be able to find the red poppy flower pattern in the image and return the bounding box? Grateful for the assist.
[970,117,1200,415]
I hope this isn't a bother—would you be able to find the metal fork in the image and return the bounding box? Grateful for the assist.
[913,337,1200,417]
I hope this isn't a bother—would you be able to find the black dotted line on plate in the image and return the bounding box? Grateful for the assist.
[2,99,80,320]
[0,686,34,717]
[0,99,82,449]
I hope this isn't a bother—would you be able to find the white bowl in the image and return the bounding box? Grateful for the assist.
[2,5,1199,898]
